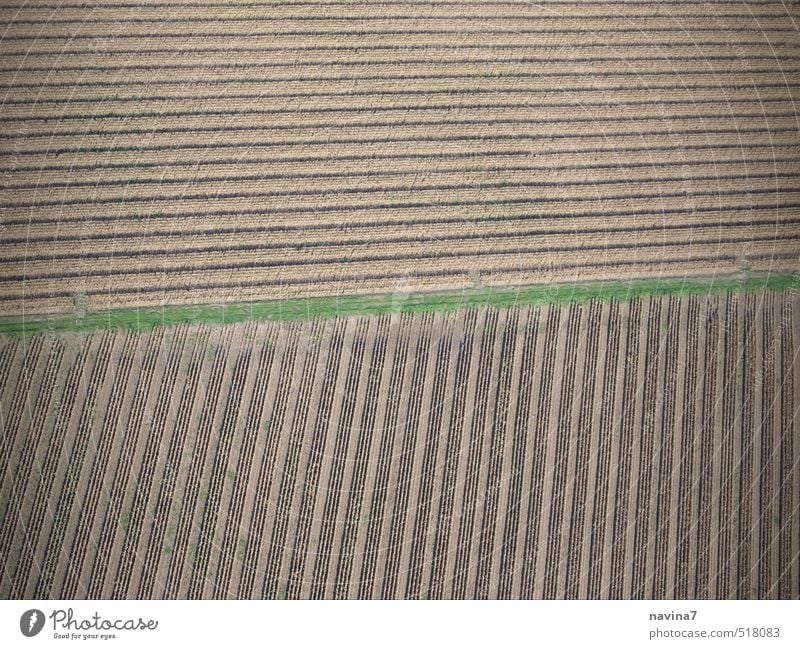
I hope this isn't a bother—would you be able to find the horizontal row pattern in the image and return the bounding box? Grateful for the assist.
[0,0,799,315]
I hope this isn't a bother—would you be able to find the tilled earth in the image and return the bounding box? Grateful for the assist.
[1,1,799,315]
[1,291,798,599]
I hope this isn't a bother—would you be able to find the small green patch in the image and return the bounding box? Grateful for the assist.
[236,538,248,562]
[72,292,89,315]
[119,511,130,531]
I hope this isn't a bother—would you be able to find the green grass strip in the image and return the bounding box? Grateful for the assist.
[1,272,798,337]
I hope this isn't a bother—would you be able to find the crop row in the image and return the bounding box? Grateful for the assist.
[1,291,798,598]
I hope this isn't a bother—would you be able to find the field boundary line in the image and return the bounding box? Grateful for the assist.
[1,273,798,337]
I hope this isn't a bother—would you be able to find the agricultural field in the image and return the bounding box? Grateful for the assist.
[1,0,800,603]
[1,289,798,599]
[0,1,799,315]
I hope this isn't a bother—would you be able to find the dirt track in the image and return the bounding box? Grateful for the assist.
[1,0,799,315]
[0,290,798,599]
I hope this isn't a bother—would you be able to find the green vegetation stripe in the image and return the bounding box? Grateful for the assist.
[1,273,798,336]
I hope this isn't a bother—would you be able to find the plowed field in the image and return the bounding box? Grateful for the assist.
[1,0,799,315]
[1,290,798,599]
